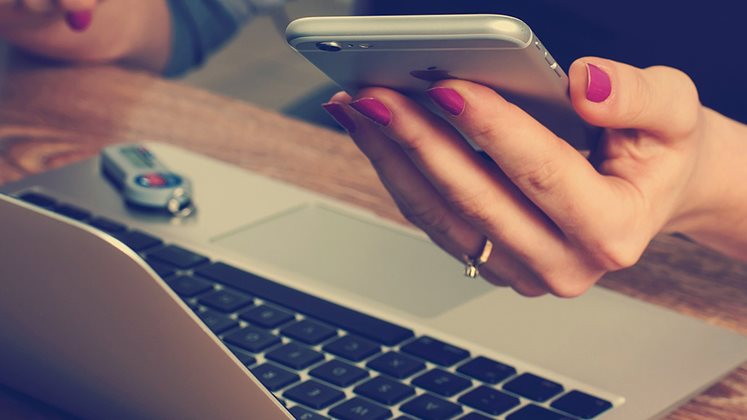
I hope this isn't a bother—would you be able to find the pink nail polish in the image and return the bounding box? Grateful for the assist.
[586,63,611,103]
[66,11,93,32]
[322,102,357,133]
[349,98,392,127]
[426,87,465,116]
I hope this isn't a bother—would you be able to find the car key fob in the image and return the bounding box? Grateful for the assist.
[101,144,195,217]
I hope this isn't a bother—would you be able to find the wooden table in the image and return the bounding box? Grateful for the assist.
[0,64,746,419]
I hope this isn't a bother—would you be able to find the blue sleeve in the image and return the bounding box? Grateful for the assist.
[163,0,285,77]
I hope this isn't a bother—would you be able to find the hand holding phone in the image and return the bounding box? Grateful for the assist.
[287,14,597,149]
[300,13,733,296]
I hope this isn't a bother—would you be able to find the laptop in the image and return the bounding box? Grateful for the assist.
[1,142,745,419]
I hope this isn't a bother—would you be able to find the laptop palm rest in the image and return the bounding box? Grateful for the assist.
[212,204,492,318]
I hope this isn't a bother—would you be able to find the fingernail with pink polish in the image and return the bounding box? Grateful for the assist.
[349,98,392,127]
[586,63,611,103]
[426,87,465,116]
[66,11,93,32]
[322,102,357,133]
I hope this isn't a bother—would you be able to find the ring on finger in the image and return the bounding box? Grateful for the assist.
[463,237,493,278]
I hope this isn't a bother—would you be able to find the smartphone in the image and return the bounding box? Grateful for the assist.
[286,14,595,149]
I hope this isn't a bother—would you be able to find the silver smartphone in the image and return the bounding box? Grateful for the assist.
[287,14,595,149]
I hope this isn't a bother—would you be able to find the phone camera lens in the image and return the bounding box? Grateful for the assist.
[316,42,342,52]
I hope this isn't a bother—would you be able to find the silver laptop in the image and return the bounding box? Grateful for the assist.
[1,143,745,420]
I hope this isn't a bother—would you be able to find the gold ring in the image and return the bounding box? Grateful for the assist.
[463,238,493,278]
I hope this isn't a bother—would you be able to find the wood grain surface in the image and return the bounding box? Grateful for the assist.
[0,65,746,419]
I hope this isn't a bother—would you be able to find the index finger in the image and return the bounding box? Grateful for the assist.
[426,79,630,240]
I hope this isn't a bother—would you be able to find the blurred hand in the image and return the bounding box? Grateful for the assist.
[323,57,744,297]
[0,0,98,31]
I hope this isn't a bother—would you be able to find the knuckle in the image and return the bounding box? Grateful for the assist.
[668,70,701,135]
[536,267,598,298]
[445,189,496,227]
[653,66,699,101]
[401,205,452,237]
[366,150,394,170]
[510,158,563,194]
[468,121,504,147]
[586,239,644,271]
[548,277,593,298]
[644,66,702,135]
[480,270,511,288]
[396,132,429,156]
[511,281,548,298]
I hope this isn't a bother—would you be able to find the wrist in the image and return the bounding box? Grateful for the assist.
[665,108,747,260]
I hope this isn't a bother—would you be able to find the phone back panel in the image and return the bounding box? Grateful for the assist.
[288,15,595,149]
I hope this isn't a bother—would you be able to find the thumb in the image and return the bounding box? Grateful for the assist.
[569,57,701,138]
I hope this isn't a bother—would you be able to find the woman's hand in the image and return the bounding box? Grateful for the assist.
[0,0,98,31]
[323,57,747,297]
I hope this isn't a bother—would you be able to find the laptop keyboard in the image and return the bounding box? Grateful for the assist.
[14,191,615,419]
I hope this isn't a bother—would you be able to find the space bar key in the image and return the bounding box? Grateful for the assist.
[195,262,414,346]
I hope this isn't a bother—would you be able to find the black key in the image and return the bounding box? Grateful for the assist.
[503,373,564,402]
[324,335,381,362]
[401,336,469,367]
[458,413,492,420]
[198,289,253,313]
[550,390,613,419]
[289,406,329,420]
[54,203,91,221]
[367,352,425,379]
[147,259,176,278]
[18,191,56,208]
[251,363,300,392]
[90,217,127,233]
[227,345,256,366]
[458,386,519,416]
[148,245,209,269]
[400,393,462,420]
[223,326,281,353]
[282,319,337,345]
[239,304,295,329]
[329,397,391,420]
[167,275,214,297]
[196,263,414,346]
[309,359,368,387]
[354,376,415,406]
[412,369,472,397]
[284,380,345,410]
[457,357,516,385]
[266,343,325,370]
[116,230,162,252]
[197,309,238,334]
[505,404,574,420]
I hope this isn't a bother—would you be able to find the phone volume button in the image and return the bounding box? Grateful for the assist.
[544,51,555,66]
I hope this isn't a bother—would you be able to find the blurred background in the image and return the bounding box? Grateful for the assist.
[180,0,353,125]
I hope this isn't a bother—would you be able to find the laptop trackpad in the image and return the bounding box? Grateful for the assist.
[212,205,491,318]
